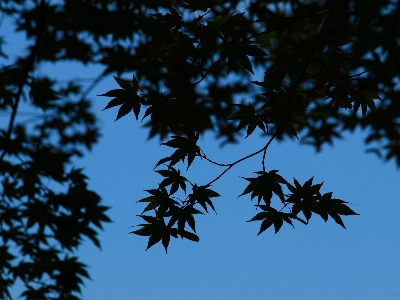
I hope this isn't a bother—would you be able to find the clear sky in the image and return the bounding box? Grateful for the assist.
[2,9,400,300]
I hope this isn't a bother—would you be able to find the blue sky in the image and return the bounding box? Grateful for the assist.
[2,9,400,300]
[78,96,400,299]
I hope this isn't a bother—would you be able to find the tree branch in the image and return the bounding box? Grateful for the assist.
[184,0,345,206]
[0,0,46,162]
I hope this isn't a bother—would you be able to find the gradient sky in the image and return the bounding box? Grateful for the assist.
[2,8,400,300]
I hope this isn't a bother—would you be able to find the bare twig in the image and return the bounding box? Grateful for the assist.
[199,149,231,167]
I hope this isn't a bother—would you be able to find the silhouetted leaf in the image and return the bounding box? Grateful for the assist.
[189,185,219,213]
[228,103,266,138]
[240,170,286,205]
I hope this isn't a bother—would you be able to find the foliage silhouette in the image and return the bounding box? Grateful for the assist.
[100,0,398,251]
[1,0,399,298]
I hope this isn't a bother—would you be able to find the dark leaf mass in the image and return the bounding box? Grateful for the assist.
[2,0,399,298]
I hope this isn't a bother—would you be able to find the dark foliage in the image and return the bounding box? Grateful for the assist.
[1,0,399,298]
[100,0,398,252]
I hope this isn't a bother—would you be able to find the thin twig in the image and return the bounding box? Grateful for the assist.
[199,150,231,166]
[176,58,222,99]
[0,0,46,162]
[81,73,107,100]
[261,149,266,173]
